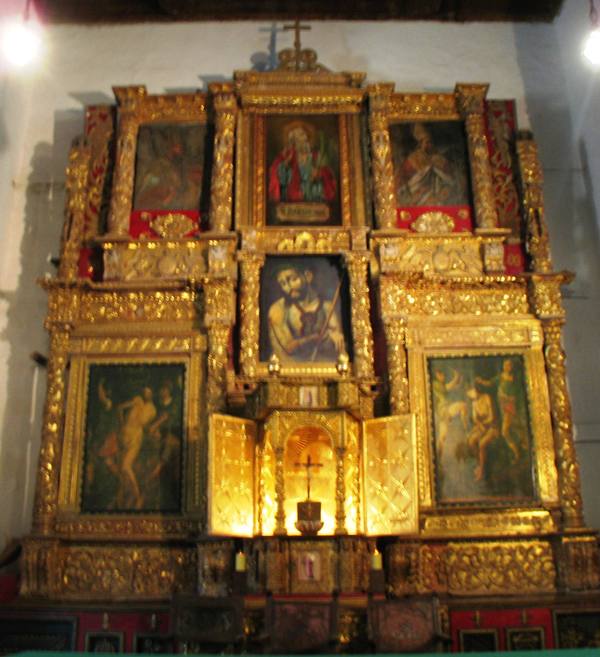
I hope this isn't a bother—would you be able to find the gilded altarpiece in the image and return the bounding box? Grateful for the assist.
[20,41,600,611]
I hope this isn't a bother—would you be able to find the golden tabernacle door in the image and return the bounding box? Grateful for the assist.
[363,415,418,535]
[207,412,417,537]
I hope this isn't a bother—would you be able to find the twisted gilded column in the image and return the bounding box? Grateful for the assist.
[209,84,238,233]
[239,252,264,377]
[367,84,397,230]
[383,320,410,415]
[456,83,499,231]
[32,323,70,534]
[543,318,584,529]
[345,252,375,379]
[335,446,347,535]
[58,139,91,281]
[517,133,553,273]
[274,446,287,536]
[204,277,236,413]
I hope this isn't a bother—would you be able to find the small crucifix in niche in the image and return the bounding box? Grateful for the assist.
[294,454,324,535]
[295,453,323,501]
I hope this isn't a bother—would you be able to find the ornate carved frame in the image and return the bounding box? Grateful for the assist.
[407,317,560,535]
[107,86,208,236]
[369,85,504,234]
[55,328,205,540]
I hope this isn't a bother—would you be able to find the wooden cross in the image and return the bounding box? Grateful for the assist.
[283,19,311,70]
[294,454,323,500]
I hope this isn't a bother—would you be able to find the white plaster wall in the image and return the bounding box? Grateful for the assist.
[0,4,598,547]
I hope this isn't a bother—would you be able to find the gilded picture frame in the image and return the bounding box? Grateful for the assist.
[406,318,560,533]
[234,72,366,231]
[458,628,498,652]
[56,335,205,539]
[239,252,373,378]
[505,626,545,651]
[258,255,353,366]
[369,85,499,232]
[107,86,210,236]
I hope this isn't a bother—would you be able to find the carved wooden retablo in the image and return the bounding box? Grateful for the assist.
[19,35,600,607]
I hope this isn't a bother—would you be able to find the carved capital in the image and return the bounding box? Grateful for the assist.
[455,83,489,116]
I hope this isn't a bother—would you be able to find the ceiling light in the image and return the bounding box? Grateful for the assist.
[1,0,42,69]
[583,0,600,66]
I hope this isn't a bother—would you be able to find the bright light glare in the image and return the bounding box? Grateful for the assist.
[583,29,600,66]
[2,19,42,68]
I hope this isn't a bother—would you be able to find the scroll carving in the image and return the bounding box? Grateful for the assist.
[239,253,264,377]
[384,321,409,414]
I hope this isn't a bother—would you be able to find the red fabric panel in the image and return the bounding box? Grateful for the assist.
[450,606,555,651]
[75,610,171,652]
[504,242,526,274]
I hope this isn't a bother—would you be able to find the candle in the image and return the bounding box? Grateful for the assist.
[235,551,247,572]
[371,549,383,571]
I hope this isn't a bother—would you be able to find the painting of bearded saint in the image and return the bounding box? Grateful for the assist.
[259,256,352,364]
[391,121,470,208]
[81,363,184,514]
[266,115,340,226]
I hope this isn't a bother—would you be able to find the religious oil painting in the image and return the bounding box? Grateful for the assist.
[85,632,124,653]
[427,354,535,505]
[266,114,340,226]
[390,120,471,226]
[554,610,600,648]
[506,627,545,651]
[80,363,185,514]
[259,255,352,365]
[459,629,498,652]
[132,123,209,212]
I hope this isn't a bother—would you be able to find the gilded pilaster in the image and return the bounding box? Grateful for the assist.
[455,83,498,230]
[204,274,235,414]
[107,86,146,235]
[239,252,265,377]
[32,327,71,534]
[345,252,375,379]
[335,446,347,535]
[517,134,553,273]
[367,84,397,230]
[383,320,409,414]
[542,318,584,529]
[83,105,115,240]
[59,139,91,281]
[274,446,287,536]
[208,84,238,233]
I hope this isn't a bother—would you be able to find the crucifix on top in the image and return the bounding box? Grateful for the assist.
[277,19,328,72]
